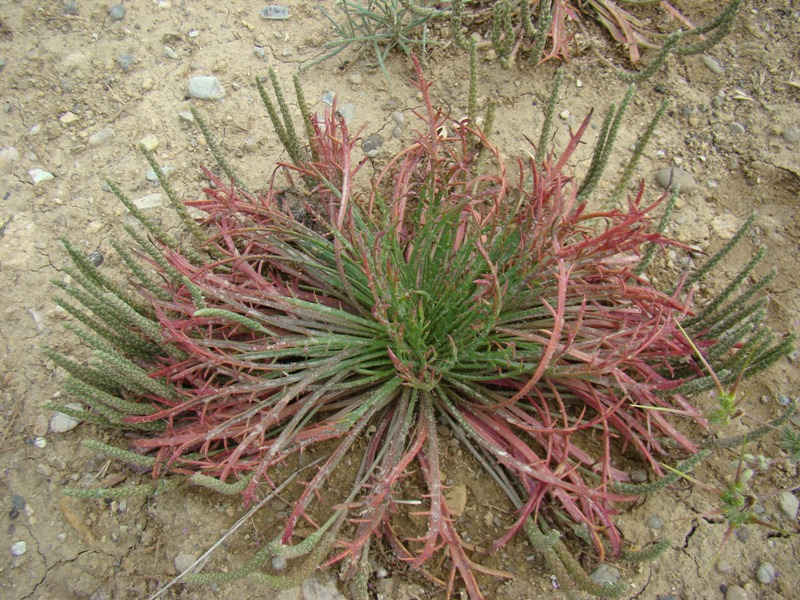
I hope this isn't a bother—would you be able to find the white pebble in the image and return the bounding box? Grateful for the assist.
[139,134,159,152]
[29,169,54,184]
[33,437,46,448]
[188,76,225,100]
[10,541,27,556]
[559,109,570,120]
[50,403,83,433]
[133,193,164,210]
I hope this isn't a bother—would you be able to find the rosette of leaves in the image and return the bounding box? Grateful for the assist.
[46,60,793,599]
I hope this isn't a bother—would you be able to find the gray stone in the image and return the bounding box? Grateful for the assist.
[109,4,126,21]
[50,403,83,433]
[11,495,25,510]
[756,561,776,584]
[322,91,335,106]
[646,514,663,530]
[390,111,405,126]
[590,564,620,587]
[188,76,225,100]
[362,133,384,157]
[146,166,176,181]
[178,110,194,122]
[782,126,800,144]
[87,250,104,267]
[348,73,362,85]
[301,577,346,600]
[260,5,291,20]
[778,491,798,520]
[337,103,355,124]
[88,127,115,145]
[729,122,746,135]
[700,54,725,75]
[392,125,403,139]
[253,46,267,60]
[629,468,648,483]
[163,46,179,60]
[117,53,135,72]
[725,586,748,600]
[655,167,696,193]
[174,551,199,574]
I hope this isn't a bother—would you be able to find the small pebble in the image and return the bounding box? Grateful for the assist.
[590,564,620,587]
[178,110,194,122]
[188,29,199,39]
[756,562,776,584]
[33,437,46,448]
[253,46,267,60]
[375,567,388,578]
[88,127,115,145]
[163,46,179,59]
[782,126,800,144]
[348,73,362,85]
[629,469,648,483]
[655,167,696,193]
[322,91,335,106]
[29,169,54,184]
[729,122,746,135]
[63,1,79,15]
[188,76,225,100]
[725,585,748,600]
[391,125,403,139]
[700,54,725,75]
[11,495,26,511]
[646,514,663,530]
[109,4,126,21]
[10,541,26,557]
[390,111,405,126]
[50,404,83,433]
[174,551,199,574]
[559,109,570,120]
[337,103,355,124]
[139,134,159,152]
[778,491,799,520]
[146,166,176,181]
[133,193,164,210]
[260,5,291,20]
[117,53,135,72]
[272,556,287,571]
[60,111,79,125]
[362,133,384,157]
[87,250,104,267]
[734,526,751,543]
[717,560,732,573]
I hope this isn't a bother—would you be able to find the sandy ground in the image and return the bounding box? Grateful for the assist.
[0,1,798,599]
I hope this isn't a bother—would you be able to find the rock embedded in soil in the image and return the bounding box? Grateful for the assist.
[646,514,663,530]
[109,4,126,21]
[701,54,725,75]
[11,495,25,511]
[260,5,291,20]
[10,541,26,556]
[29,168,54,184]
[590,564,620,587]
[756,562,776,584]
[0,147,20,172]
[655,167,696,193]
[174,551,199,573]
[188,76,225,100]
[50,403,83,433]
[783,126,800,144]
[117,53,135,72]
[301,576,346,600]
[362,133,384,157]
[778,491,799,520]
[444,484,467,516]
[88,127,115,145]
[725,586,748,600]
